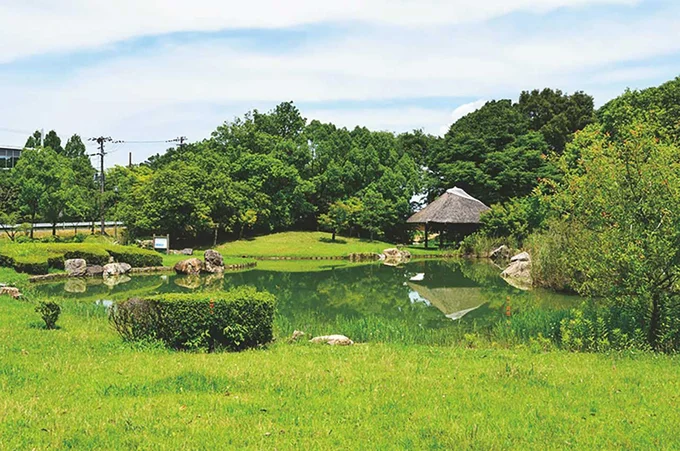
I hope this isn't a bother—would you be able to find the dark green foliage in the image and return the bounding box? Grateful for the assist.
[517,89,595,153]
[13,257,49,275]
[431,100,557,205]
[480,195,552,244]
[35,301,61,329]
[105,246,163,268]
[109,288,276,351]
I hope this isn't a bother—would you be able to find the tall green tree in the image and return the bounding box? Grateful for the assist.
[12,147,74,236]
[553,122,680,350]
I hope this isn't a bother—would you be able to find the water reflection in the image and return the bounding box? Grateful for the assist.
[34,260,580,330]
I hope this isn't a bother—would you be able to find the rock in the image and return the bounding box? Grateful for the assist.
[65,259,88,277]
[490,245,511,261]
[103,275,131,288]
[174,258,204,276]
[511,252,531,263]
[108,256,115,264]
[381,248,412,267]
[310,335,354,346]
[203,250,225,274]
[86,265,104,277]
[290,330,306,342]
[64,278,87,293]
[0,286,21,299]
[103,263,132,278]
[180,248,194,256]
[501,260,533,291]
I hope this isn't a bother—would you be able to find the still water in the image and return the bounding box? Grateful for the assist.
[34,260,580,333]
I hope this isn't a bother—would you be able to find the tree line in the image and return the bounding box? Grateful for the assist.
[0,86,610,244]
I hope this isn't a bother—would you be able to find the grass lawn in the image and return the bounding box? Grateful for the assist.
[217,231,451,258]
[1,297,678,449]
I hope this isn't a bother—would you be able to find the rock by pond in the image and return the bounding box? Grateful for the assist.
[65,259,88,277]
[174,258,204,276]
[204,249,225,274]
[103,263,132,278]
[382,248,411,267]
[501,252,533,290]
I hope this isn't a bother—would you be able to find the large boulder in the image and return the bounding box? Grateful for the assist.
[310,335,354,346]
[490,245,511,261]
[501,257,533,291]
[204,250,224,274]
[511,252,531,263]
[103,263,132,278]
[382,248,412,267]
[65,259,87,277]
[174,258,204,276]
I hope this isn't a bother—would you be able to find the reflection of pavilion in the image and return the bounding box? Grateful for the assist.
[407,282,486,320]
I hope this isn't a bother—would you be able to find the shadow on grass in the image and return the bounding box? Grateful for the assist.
[318,237,348,245]
[28,321,62,330]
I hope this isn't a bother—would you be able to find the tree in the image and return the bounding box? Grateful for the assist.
[43,130,64,154]
[517,89,595,153]
[553,122,680,350]
[64,134,87,158]
[359,187,389,241]
[25,130,42,148]
[319,199,355,241]
[12,147,73,236]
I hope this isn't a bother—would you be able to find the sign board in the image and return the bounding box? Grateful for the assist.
[154,237,169,250]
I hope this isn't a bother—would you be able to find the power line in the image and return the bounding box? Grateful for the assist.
[0,126,33,135]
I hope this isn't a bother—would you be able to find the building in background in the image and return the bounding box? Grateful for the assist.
[0,146,22,169]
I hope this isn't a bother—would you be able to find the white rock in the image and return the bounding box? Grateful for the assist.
[310,335,354,346]
[510,252,531,263]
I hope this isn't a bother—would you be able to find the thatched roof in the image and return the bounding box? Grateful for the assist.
[407,187,490,225]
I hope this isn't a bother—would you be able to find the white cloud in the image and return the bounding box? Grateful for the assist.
[0,0,678,166]
[0,0,641,62]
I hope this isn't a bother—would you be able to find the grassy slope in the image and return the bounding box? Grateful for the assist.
[1,298,678,450]
[217,231,448,258]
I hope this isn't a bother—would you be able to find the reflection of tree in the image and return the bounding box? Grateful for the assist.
[34,260,581,332]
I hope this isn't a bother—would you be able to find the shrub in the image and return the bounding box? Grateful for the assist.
[459,233,511,258]
[109,288,276,351]
[106,246,163,267]
[36,301,61,329]
[13,256,49,275]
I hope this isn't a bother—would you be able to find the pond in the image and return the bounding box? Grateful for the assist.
[34,259,581,344]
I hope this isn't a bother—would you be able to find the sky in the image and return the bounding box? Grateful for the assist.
[0,0,679,167]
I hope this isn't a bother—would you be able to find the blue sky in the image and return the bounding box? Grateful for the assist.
[0,0,678,166]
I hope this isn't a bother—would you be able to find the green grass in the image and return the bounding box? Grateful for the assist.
[1,297,679,449]
[217,231,450,258]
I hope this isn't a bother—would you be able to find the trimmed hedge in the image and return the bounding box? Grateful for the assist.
[109,288,276,351]
[0,243,163,275]
[13,256,49,275]
[105,246,163,268]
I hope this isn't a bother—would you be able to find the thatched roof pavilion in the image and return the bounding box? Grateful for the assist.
[407,187,490,247]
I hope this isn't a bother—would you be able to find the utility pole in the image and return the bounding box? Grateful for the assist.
[89,136,112,235]
[169,136,188,149]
